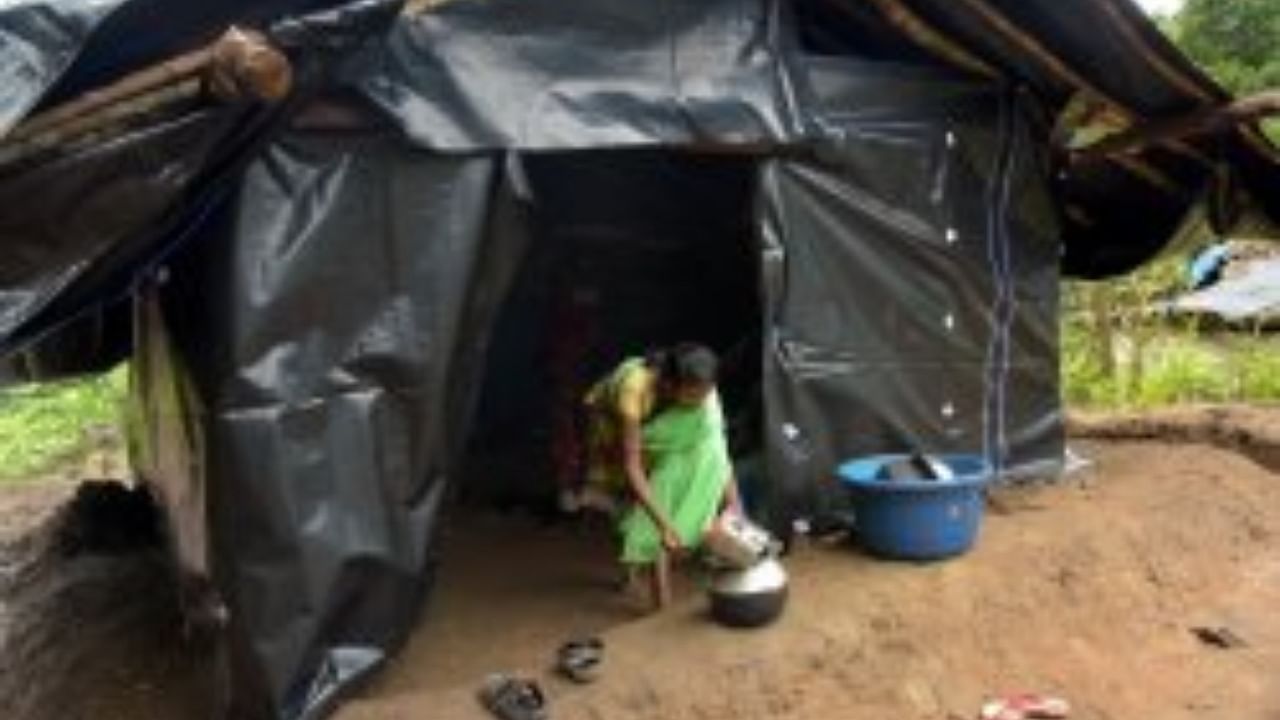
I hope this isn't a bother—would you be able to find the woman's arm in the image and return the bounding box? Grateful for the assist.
[621,418,682,552]
[721,471,743,516]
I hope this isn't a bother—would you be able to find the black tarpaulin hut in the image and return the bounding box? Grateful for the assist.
[0,0,1276,716]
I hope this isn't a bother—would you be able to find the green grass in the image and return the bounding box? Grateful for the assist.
[0,365,128,481]
[1063,323,1280,410]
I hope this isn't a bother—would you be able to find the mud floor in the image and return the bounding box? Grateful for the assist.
[341,437,1280,720]
[1,406,1279,720]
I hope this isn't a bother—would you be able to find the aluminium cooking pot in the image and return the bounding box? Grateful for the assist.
[707,557,788,628]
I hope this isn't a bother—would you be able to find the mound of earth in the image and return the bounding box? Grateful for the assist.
[1069,404,1280,471]
[0,481,213,720]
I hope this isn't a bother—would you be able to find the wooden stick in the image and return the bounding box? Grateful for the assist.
[4,26,290,144]
[0,79,203,168]
[946,0,1213,169]
[860,0,1000,79]
[1092,0,1217,103]
[1091,0,1280,164]
[1112,156,1189,199]
[205,27,293,103]
[1072,90,1280,163]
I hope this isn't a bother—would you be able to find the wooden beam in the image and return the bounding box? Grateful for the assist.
[1093,0,1217,103]
[831,0,1199,199]
[0,27,292,170]
[1064,204,1095,227]
[205,27,293,103]
[859,0,1000,79]
[948,0,1105,101]
[1112,156,1190,199]
[4,27,290,145]
[1092,0,1279,165]
[946,0,1214,169]
[0,80,203,168]
[1072,90,1280,162]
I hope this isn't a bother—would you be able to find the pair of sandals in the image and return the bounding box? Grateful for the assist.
[477,637,605,720]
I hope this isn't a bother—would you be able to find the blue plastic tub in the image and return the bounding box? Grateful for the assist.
[836,454,992,560]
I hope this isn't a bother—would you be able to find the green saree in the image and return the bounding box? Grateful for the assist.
[618,390,731,565]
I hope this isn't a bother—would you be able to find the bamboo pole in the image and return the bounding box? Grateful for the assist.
[0,79,203,168]
[1072,90,1280,163]
[0,27,291,156]
[946,0,1213,170]
[831,0,1195,198]
[859,0,999,79]
[1091,0,1280,163]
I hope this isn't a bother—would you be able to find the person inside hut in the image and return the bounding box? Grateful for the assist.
[580,342,741,610]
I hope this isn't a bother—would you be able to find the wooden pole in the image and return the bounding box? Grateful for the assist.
[0,27,292,170]
[859,0,999,79]
[0,80,203,168]
[947,0,1213,170]
[2,27,291,144]
[1071,90,1280,163]
[205,27,293,103]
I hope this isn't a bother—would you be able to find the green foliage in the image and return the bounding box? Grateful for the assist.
[1162,0,1280,142]
[0,366,127,481]
[1177,0,1280,89]
[1062,257,1280,411]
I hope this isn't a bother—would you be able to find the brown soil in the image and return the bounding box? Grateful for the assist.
[1069,404,1280,472]
[0,481,214,720]
[344,414,1280,720]
[3,406,1280,720]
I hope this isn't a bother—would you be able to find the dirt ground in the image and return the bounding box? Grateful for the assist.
[0,480,214,720]
[2,406,1280,720]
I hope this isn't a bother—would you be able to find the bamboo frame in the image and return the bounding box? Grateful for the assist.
[0,27,291,169]
[944,0,1213,169]
[843,0,1191,198]
[1112,156,1188,199]
[0,79,202,168]
[859,0,999,79]
[1073,90,1280,163]
[1092,0,1280,163]
[940,0,1217,197]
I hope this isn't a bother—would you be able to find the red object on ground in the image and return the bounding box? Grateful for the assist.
[978,694,1070,720]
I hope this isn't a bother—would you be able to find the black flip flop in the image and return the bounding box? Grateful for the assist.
[478,673,549,720]
[555,637,604,684]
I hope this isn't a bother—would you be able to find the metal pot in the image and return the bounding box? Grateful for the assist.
[708,557,788,628]
[702,513,780,570]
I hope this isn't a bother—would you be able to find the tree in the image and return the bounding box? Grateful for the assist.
[1165,0,1280,141]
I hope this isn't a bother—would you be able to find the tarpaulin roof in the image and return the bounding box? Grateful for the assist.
[1158,256,1280,328]
[0,0,1274,352]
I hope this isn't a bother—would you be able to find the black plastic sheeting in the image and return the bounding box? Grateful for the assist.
[343,0,799,149]
[154,136,531,718]
[819,0,1280,278]
[0,0,125,134]
[758,59,1062,526]
[0,111,235,349]
[0,0,404,381]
